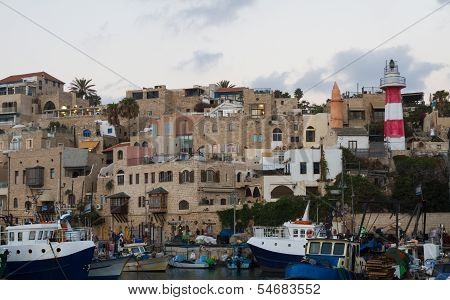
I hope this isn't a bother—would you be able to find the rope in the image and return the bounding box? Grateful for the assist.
[48,242,68,280]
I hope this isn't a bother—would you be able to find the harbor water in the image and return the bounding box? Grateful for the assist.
[120,266,283,280]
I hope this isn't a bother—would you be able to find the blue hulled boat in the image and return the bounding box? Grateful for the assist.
[285,239,366,280]
[0,214,95,280]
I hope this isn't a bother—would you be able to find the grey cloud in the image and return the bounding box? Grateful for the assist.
[329,46,444,91]
[251,72,290,90]
[176,50,223,70]
[137,0,255,31]
[250,45,444,96]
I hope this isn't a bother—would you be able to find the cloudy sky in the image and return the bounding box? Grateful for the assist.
[1,0,449,104]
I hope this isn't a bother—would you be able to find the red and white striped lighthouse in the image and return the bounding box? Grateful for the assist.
[380,59,406,151]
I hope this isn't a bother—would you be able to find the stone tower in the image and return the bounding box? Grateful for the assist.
[330,82,344,129]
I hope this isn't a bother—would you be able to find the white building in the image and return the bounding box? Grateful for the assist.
[96,120,116,137]
[263,148,342,202]
[334,128,369,151]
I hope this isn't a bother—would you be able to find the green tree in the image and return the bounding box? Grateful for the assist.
[87,94,102,107]
[216,80,235,88]
[105,103,121,128]
[69,78,96,99]
[119,97,140,139]
[433,90,449,117]
[294,88,304,100]
[274,90,291,98]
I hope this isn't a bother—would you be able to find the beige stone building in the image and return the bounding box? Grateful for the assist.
[4,146,102,224]
[0,72,88,126]
[93,142,260,244]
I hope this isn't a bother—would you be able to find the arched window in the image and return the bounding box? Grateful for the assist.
[25,201,32,210]
[306,126,315,142]
[270,185,294,199]
[253,187,261,198]
[134,142,140,147]
[13,198,18,208]
[142,141,148,148]
[83,129,91,137]
[245,188,252,197]
[179,200,189,210]
[206,170,216,182]
[43,101,56,111]
[272,128,282,141]
[236,172,241,182]
[117,170,125,186]
[117,150,123,160]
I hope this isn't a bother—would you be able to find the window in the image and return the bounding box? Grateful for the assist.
[333,243,345,255]
[83,129,91,137]
[132,92,143,100]
[293,229,298,237]
[38,231,43,240]
[179,200,189,210]
[349,110,365,120]
[309,242,320,254]
[142,141,148,148]
[290,136,300,143]
[220,198,227,205]
[50,168,55,179]
[43,231,48,240]
[25,201,32,210]
[144,173,149,184]
[15,171,19,184]
[117,170,125,186]
[164,122,172,135]
[117,150,123,160]
[306,126,315,142]
[129,174,133,185]
[293,124,299,131]
[159,171,173,182]
[9,232,14,242]
[23,170,26,184]
[313,162,320,174]
[300,229,305,238]
[13,198,18,208]
[18,232,23,241]
[348,141,358,150]
[250,103,265,118]
[373,110,384,122]
[136,174,140,185]
[252,134,263,142]
[26,139,33,149]
[321,242,332,255]
[212,123,218,132]
[146,91,159,99]
[206,170,218,182]
[300,162,307,174]
[228,123,234,131]
[272,128,282,141]
[151,172,155,183]
[68,194,75,207]
[236,172,241,182]
[29,231,36,240]
[179,170,193,184]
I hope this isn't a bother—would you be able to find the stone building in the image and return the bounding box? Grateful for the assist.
[94,143,253,244]
[4,146,102,224]
[0,72,88,126]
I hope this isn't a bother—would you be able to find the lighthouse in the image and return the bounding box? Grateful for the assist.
[380,59,406,151]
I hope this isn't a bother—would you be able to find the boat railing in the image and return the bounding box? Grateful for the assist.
[54,227,92,242]
[253,226,290,238]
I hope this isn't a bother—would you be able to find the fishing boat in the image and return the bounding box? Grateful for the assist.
[0,214,95,280]
[122,243,169,272]
[168,254,212,269]
[247,201,327,272]
[88,256,133,280]
[285,238,366,280]
[0,250,6,279]
[227,244,252,270]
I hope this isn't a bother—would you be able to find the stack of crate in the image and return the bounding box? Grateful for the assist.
[366,256,396,280]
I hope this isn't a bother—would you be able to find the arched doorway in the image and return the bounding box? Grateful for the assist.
[270,185,293,199]
[43,101,56,111]
[253,187,261,198]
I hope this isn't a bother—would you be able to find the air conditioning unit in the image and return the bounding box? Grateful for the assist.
[96,204,102,210]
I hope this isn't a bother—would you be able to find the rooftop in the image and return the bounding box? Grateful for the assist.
[0,72,65,85]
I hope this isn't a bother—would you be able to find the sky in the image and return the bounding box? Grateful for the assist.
[0,0,449,104]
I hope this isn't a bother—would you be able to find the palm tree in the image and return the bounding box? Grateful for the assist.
[216,80,235,88]
[119,97,140,139]
[69,78,96,99]
[433,90,450,116]
[87,94,102,107]
[105,103,120,128]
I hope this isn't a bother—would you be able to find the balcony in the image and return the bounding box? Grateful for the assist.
[147,187,168,213]
[110,202,128,214]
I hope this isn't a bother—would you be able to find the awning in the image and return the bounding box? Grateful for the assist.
[148,187,168,194]
[79,140,100,150]
[107,192,130,199]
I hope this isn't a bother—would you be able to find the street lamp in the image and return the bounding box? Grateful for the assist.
[229,192,239,234]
